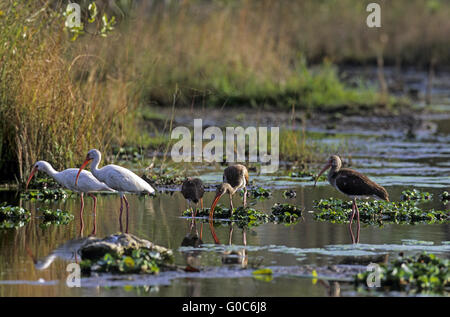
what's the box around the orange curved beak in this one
[75,158,92,186]
[209,194,223,220]
[26,166,38,190]
[314,162,331,187]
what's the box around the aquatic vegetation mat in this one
[313,190,448,225]
[38,208,74,228]
[271,203,303,223]
[80,233,174,275]
[247,187,272,199]
[21,188,71,201]
[0,203,31,229]
[355,253,449,294]
[400,189,432,202]
[183,203,303,226]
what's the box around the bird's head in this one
[314,155,342,187]
[26,161,49,190]
[75,149,100,186]
[209,183,233,219]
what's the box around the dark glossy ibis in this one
[181,177,205,218]
[209,164,249,220]
[315,155,389,228]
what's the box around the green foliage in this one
[0,203,31,229]
[271,203,302,223]
[282,190,296,199]
[81,249,166,275]
[21,188,71,201]
[248,187,272,199]
[313,191,449,225]
[355,253,449,294]
[441,191,449,202]
[401,189,432,202]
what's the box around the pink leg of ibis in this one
[79,193,85,237]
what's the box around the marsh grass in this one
[0,1,137,182]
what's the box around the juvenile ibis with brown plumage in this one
[315,155,389,225]
[209,164,249,220]
[181,177,205,218]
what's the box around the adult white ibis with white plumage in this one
[75,149,155,232]
[26,160,115,235]
[209,164,249,220]
[315,155,389,227]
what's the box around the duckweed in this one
[355,253,449,294]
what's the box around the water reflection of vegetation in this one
[38,208,74,229]
[0,203,31,229]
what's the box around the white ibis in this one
[26,161,115,235]
[181,178,205,218]
[75,149,155,232]
[209,164,249,220]
[315,155,389,228]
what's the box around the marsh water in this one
[1,70,450,296]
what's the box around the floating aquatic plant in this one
[184,203,303,226]
[355,252,449,294]
[248,187,271,199]
[282,190,297,199]
[441,191,449,202]
[183,205,270,228]
[38,208,74,228]
[81,249,164,275]
[400,189,432,202]
[21,188,71,201]
[0,203,31,229]
[313,198,448,225]
[271,203,303,223]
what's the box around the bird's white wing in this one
[99,165,154,194]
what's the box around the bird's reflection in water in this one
[317,280,341,297]
[208,221,248,269]
[348,220,360,244]
[180,219,204,272]
[26,237,87,270]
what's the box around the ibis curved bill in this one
[26,160,115,236]
[315,155,389,243]
[75,149,155,233]
[209,164,249,220]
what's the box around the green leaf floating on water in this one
[253,268,273,275]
